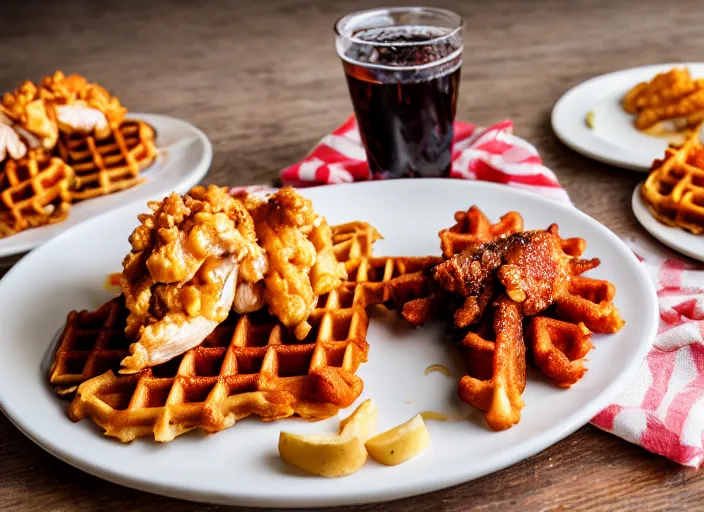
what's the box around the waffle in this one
[57,119,156,201]
[439,205,523,258]
[60,292,369,442]
[526,316,593,388]
[51,221,441,441]
[332,221,442,321]
[641,130,704,234]
[457,296,526,431]
[0,152,73,237]
[437,210,623,430]
[331,221,383,268]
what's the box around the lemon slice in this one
[365,414,431,466]
[278,399,378,477]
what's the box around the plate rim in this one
[0,112,213,258]
[631,182,704,262]
[551,62,704,172]
[0,179,660,508]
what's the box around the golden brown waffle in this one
[0,152,73,237]
[51,220,442,441]
[61,292,369,442]
[331,221,383,268]
[439,205,523,258]
[341,255,443,311]
[457,296,526,431]
[58,119,156,201]
[436,209,623,430]
[332,221,442,321]
[526,316,593,388]
[641,131,704,234]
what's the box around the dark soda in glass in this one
[335,8,463,179]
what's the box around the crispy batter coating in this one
[623,68,702,113]
[248,187,346,339]
[120,185,266,371]
[622,67,704,131]
[435,230,575,316]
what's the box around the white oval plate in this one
[0,113,212,257]
[551,63,704,171]
[632,183,704,262]
[0,179,658,508]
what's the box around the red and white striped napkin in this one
[232,116,704,468]
[279,115,570,203]
[592,237,704,468]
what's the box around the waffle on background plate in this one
[0,71,158,238]
[58,119,156,201]
[641,128,704,234]
[49,221,441,442]
[0,152,74,236]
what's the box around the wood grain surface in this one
[1,0,702,510]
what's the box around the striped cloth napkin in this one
[279,116,570,203]
[233,116,704,468]
[592,236,704,468]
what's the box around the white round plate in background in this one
[0,179,658,508]
[0,113,212,257]
[632,183,704,262]
[551,63,704,171]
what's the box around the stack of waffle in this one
[49,221,440,442]
[0,71,157,238]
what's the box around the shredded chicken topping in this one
[247,187,346,339]
[1,80,58,150]
[119,185,266,371]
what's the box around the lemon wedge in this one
[278,399,378,477]
[365,414,431,466]
[278,432,367,478]
[339,399,378,441]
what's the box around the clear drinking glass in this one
[335,7,464,179]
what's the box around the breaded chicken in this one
[120,185,266,372]
[247,187,346,339]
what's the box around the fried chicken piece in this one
[621,68,704,131]
[435,230,581,318]
[120,185,266,372]
[434,227,623,335]
[636,88,704,130]
[247,187,346,339]
[623,68,701,114]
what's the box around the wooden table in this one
[1,0,701,510]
